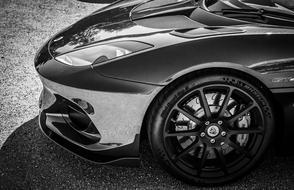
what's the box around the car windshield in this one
[202,0,294,27]
[204,0,294,11]
[273,0,294,10]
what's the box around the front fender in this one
[94,32,294,88]
[161,62,270,87]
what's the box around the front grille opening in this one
[51,95,101,145]
[68,105,91,131]
[44,94,101,145]
[66,102,101,143]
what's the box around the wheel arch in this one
[140,64,284,151]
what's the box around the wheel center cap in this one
[207,125,220,137]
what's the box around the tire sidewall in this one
[148,74,275,185]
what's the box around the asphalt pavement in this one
[0,117,294,189]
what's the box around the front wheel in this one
[148,74,275,185]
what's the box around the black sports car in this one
[35,0,294,185]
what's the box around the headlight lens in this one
[55,41,152,66]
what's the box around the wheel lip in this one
[162,82,267,179]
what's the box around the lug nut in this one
[200,132,206,137]
[220,142,225,146]
[210,139,216,144]
[205,121,210,126]
[221,131,227,137]
[218,121,223,125]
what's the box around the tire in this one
[147,73,275,185]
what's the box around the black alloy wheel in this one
[148,73,274,185]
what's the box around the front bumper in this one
[38,76,162,165]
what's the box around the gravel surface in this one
[0,117,294,189]
[0,0,105,148]
[0,0,294,189]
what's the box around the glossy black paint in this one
[271,89,294,154]
[48,0,170,56]
[35,0,294,164]
[95,33,294,87]
[35,41,161,93]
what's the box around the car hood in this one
[48,0,294,56]
[48,0,196,56]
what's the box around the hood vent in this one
[171,26,245,38]
[131,0,196,20]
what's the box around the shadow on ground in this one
[0,117,293,189]
[77,0,117,4]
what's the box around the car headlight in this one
[55,41,153,66]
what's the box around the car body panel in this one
[40,76,162,145]
[35,41,162,93]
[94,28,294,89]
[37,70,162,165]
[35,0,294,165]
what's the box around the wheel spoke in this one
[161,82,270,179]
[165,130,198,137]
[174,105,201,124]
[197,145,209,176]
[227,101,238,111]
[227,140,252,158]
[199,89,211,119]
[213,92,222,106]
[228,103,256,125]
[229,128,264,135]
[178,136,191,144]
[227,140,243,152]
[219,88,233,117]
[173,141,200,161]
[214,148,228,175]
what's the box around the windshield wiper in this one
[218,9,265,22]
[223,9,262,18]
[216,8,294,26]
